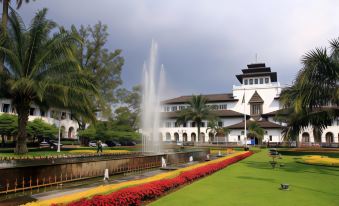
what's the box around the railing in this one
[0,160,161,195]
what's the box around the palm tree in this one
[0,9,98,154]
[279,38,339,146]
[1,0,33,26]
[247,122,264,145]
[206,119,230,144]
[176,95,214,145]
[1,0,35,71]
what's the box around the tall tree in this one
[206,119,230,143]
[115,85,141,129]
[0,9,98,154]
[1,0,35,71]
[247,122,264,145]
[176,95,214,144]
[26,119,58,142]
[71,22,124,129]
[279,38,339,146]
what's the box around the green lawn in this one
[151,149,339,206]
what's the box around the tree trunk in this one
[1,135,5,147]
[197,122,201,145]
[14,103,30,154]
[313,127,322,144]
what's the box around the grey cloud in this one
[17,0,339,98]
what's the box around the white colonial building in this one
[0,99,79,140]
[159,63,339,147]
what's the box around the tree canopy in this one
[0,9,98,153]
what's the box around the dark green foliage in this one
[71,22,124,128]
[278,38,339,144]
[247,122,264,143]
[26,119,58,141]
[78,120,141,142]
[115,85,142,129]
[0,9,98,154]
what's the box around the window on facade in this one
[265,130,268,134]
[254,79,258,84]
[260,78,263,84]
[165,106,170,112]
[251,104,263,115]
[40,110,46,117]
[183,122,187,127]
[166,122,172,128]
[201,122,205,127]
[238,135,240,141]
[241,131,244,135]
[218,121,223,127]
[219,104,227,110]
[209,105,218,110]
[249,79,253,85]
[61,112,67,119]
[265,78,269,83]
[2,104,9,113]
[269,135,272,141]
[191,122,196,127]
[174,122,179,127]
[244,79,248,85]
[29,108,35,116]
[179,106,185,110]
[171,106,177,111]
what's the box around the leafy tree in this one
[0,113,17,147]
[0,9,98,154]
[78,120,140,142]
[176,95,214,144]
[115,85,142,129]
[71,22,124,129]
[26,119,58,142]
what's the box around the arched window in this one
[302,132,310,143]
[174,132,179,142]
[68,127,75,138]
[165,132,171,141]
[191,133,196,142]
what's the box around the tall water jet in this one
[141,41,165,153]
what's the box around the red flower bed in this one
[65,152,252,206]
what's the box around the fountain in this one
[141,41,165,153]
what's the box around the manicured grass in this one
[151,149,339,206]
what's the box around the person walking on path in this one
[97,140,103,153]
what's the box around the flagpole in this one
[244,88,247,148]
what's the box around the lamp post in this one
[57,111,64,153]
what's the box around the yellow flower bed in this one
[24,151,246,206]
[210,148,234,155]
[68,150,130,154]
[300,155,339,167]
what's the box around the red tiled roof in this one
[161,109,245,119]
[162,93,238,104]
[226,120,283,129]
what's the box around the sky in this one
[16,0,339,98]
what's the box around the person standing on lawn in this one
[97,140,103,153]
